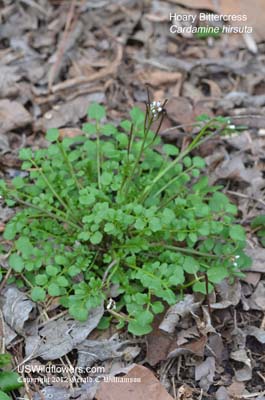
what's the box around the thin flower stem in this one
[152,165,194,198]
[140,121,214,202]
[122,116,153,196]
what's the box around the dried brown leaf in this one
[195,356,215,391]
[1,287,36,335]
[95,364,174,400]
[0,99,32,134]
[159,294,201,333]
[25,304,104,360]
[211,280,241,310]
[245,248,265,274]
[247,281,265,311]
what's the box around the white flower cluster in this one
[232,255,240,267]
[150,101,162,119]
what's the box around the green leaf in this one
[19,148,32,160]
[101,172,112,186]
[196,113,211,122]
[134,219,146,230]
[68,265,81,277]
[104,223,115,234]
[151,301,164,314]
[134,293,148,305]
[82,123,97,135]
[16,237,33,258]
[229,225,246,241]
[46,128,59,142]
[35,274,48,286]
[130,107,145,126]
[183,256,199,274]
[192,156,205,168]
[149,217,161,232]
[163,144,179,156]
[120,120,132,132]
[8,254,24,272]
[46,265,59,277]
[0,390,11,399]
[97,316,111,330]
[207,266,228,284]
[0,371,23,392]
[48,283,61,296]
[56,276,69,287]
[168,267,185,285]
[128,320,152,336]
[3,224,16,241]
[79,193,95,205]
[101,124,118,136]
[209,192,229,212]
[31,287,46,302]
[69,304,88,321]
[55,255,67,265]
[116,133,128,148]
[251,215,265,228]
[0,354,11,368]
[193,281,214,294]
[90,231,103,245]
[87,103,106,121]
[12,177,24,189]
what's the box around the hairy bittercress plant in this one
[0,102,251,335]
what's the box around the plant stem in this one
[122,118,153,195]
[107,309,131,322]
[57,141,82,190]
[205,273,212,316]
[30,159,71,213]
[150,243,218,258]
[96,121,101,189]
[140,121,214,202]
[152,165,194,199]
[11,195,80,230]
[127,263,171,291]
[180,275,204,289]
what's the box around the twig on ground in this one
[0,309,5,353]
[0,267,12,294]
[51,43,123,93]
[226,190,265,207]
[172,377,177,400]
[48,0,77,90]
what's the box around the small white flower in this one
[106,298,116,310]
[235,255,240,259]
[233,262,238,267]
[150,100,163,118]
